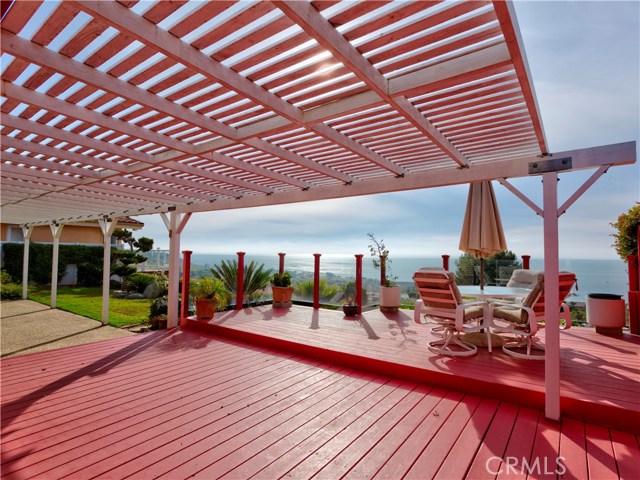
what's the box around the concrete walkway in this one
[0,300,134,358]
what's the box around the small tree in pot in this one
[367,233,400,312]
[271,272,294,308]
[191,277,230,320]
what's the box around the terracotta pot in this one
[380,286,401,312]
[195,298,217,320]
[272,286,294,308]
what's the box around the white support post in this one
[98,217,119,325]
[164,211,192,328]
[21,225,33,299]
[542,172,561,420]
[49,223,64,309]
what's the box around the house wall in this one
[29,225,104,244]
[1,222,143,245]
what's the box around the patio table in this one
[457,286,531,349]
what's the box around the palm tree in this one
[294,278,342,302]
[210,260,273,305]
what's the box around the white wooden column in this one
[542,172,561,420]
[49,223,64,309]
[21,225,33,300]
[98,217,119,325]
[500,164,611,422]
[161,211,192,328]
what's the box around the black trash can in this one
[586,293,626,335]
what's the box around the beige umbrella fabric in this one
[459,181,507,288]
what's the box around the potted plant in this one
[191,277,230,320]
[368,233,401,312]
[271,272,294,308]
[342,295,359,317]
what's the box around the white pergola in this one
[1,1,635,421]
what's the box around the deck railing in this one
[179,251,533,321]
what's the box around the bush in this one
[1,243,103,286]
[0,283,22,300]
[124,273,157,293]
[77,263,103,287]
[1,271,13,284]
[294,278,341,302]
[611,205,640,261]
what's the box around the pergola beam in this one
[1,30,357,184]
[274,0,469,168]
[73,0,406,178]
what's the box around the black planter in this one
[343,304,358,317]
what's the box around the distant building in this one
[1,217,144,245]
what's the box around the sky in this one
[135,1,640,260]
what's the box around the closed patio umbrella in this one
[459,181,507,289]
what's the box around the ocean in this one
[189,253,630,302]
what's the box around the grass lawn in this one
[29,287,153,328]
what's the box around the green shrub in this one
[0,283,22,300]
[1,271,13,284]
[124,272,157,293]
[0,243,104,286]
[77,263,103,287]
[294,278,341,302]
[611,205,640,261]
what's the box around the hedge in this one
[1,243,106,287]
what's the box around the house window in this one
[9,227,24,242]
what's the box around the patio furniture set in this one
[413,268,577,360]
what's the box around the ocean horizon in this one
[183,253,630,303]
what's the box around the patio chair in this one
[492,272,577,360]
[413,268,487,357]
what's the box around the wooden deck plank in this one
[610,430,640,479]
[526,416,562,480]
[558,418,589,480]
[403,394,484,479]
[466,402,519,480]
[2,320,637,480]
[585,424,620,479]
[496,407,540,480]
[185,305,640,431]
[433,397,500,479]
[278,380,418,480]
[58,367,354,479]
[372,390,466,479]
[153,373,392,480]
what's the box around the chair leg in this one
[502,335,545,360]
[428,329,477,357]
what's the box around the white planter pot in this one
[380,286,401,312]
[587,294,626,335]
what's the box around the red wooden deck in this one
[185,305,640,433]
[1,311,638,480]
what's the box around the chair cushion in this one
[506,269,543,288]
[494,304,529,325]
[463,305,484,322]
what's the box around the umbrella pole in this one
[480,258,485,290]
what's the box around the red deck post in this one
[180,250,192,326]
[522,255,531,269]
[628,254,639,335]
[278,252,286,275]
[355,254,363,315]
[313,253,321,309]
[236,251,245,310]
[441,254,450,271]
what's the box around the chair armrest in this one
[492,301,538,334]
[414,299,424,324]
[560,302,572,330]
